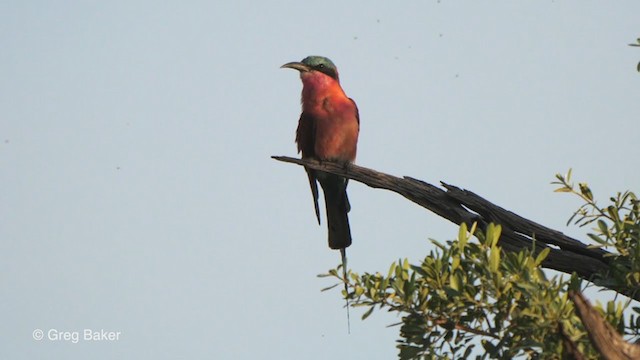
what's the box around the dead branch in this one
[272,156,635,299]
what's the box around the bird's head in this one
[281,56,339,82]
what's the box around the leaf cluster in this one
[319,170,638,358]
[553,170,640,296]
[323,223,619,359]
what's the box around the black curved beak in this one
[280,61,311,72]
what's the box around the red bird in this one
[281,56,360,252]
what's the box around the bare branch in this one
[272,156,635,299]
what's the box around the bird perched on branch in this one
[281,55,359,252]
[281,56,359,328]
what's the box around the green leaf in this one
[607,206,620,223]
[387,262,396,278]
[587,233,606,245]
[490,246,500,273]
[458,224,469,254]
[380,277,389,290]
[566,211,579,226]
[597,219,609,235]
[361,306,375,320]
[387,262,397,279]
[458,222,468,242]
[482,339,498,355]
[450,273,460,291]
[321,283,340,292]
[398,346,422,360]
[568,273,582,292]
[452,256,460,272]
[431,239,447,250]
[534,247,550,267]
[395,260,404,278]
[463,344,475,358]
[485,223,495,246]
[488,224,502,248]
[554,187,572,193]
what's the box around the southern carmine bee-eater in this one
[281,56,359,251]
[281,55,359,293]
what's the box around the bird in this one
[281,55,359,250]
[281,56,359,327]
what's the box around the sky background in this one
[1,1,639,359]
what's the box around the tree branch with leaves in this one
[273,156,640,358]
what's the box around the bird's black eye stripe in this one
[314,64,337,79]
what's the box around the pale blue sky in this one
[1,1,639,359]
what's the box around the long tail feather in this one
[320,173,352,249]
[305,169,320,225]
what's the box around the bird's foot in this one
[341,161,352,172]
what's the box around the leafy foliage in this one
[552,170,640,297]
[321,170,639,359]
